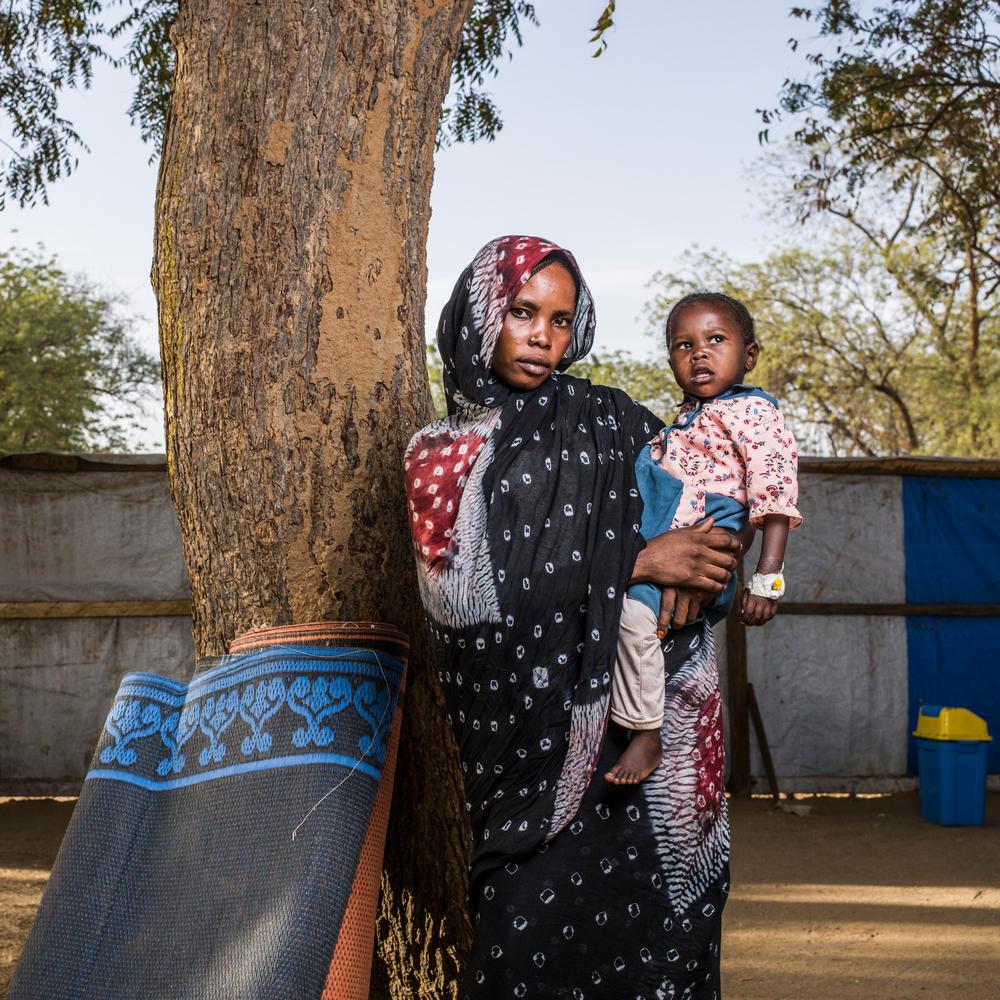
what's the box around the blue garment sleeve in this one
[627,446,683,618]
[701,494,748,623]
[626,449,749,624]
[626,384,773,627]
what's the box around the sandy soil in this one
[726,793,1000,999]
[1,798,77,996]
[2,793,998,997]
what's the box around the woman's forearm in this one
[629,544,658,585]
[629,521,740,592]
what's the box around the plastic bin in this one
[914,706,991,827]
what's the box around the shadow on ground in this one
[2,792,998,997]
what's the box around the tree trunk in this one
[965,243,982,388]
[965,243,983,448]
[151,2,474,996]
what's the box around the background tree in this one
[569,349,679,417]
[768,0,999,278]
[645,236,1000,457]
[763,0,1000,447]
[0,0,617,206]
[0,245,158,453]
[426,342,675,421]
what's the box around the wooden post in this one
[725,558,751,797]
[747,682,780,802]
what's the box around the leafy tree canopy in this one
[0,245,160,452]
[569,348,678,419]
[766,0,1000,284]
[646,236,999,458]
[424,339,677,423]
[0,0,617,208]
[726,0,1000,457]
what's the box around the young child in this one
[606,292,802,784]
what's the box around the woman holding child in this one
[404,235,799,998]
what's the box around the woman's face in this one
[491,263,577,391]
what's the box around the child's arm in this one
[741,514,790,626]
[732,396,801,627]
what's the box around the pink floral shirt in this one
[648,390,802,530]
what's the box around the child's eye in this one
[674,341,691,350]
[709,334,725,343]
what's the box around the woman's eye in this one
[554,316,573,328]
[509,306,530,320]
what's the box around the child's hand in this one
[741,591,778,627]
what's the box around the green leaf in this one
[0,245,160,453]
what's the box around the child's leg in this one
[609,597,665,730]
[606,597,665,784]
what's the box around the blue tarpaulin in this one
[903,477,1000,772]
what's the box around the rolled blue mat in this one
[9,622,408,1000]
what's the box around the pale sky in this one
[1,1,804,449]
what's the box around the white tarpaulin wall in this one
[1,457,194,793]
[719,472,911,791]
[719,463,1000,792]
[1,455,997,794]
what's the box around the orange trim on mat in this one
[227,621,409,656]
[321,698,404,999]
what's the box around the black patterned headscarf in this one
[438,236,595,413]
[405,236,662,887]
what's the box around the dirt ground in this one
[2,793,998,998]
[726,793,999,999]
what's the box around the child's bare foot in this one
[605,729,662,784]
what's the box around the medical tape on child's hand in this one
[748,567,785,600]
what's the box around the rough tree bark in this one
[151,2,475,996]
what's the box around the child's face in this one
[667,303,759,399]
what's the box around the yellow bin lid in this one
[914,706,992,742]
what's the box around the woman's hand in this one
[630,518,740,593]
[656,586,711,635]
